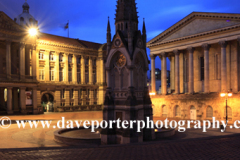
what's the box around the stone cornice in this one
[148,23,240,48]
[147,24,240,47]
[147,12,240,46]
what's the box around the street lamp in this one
[220,89,232,130]
[28,28,38,36]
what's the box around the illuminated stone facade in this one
[0,2,106,114]
[147,12,240,122]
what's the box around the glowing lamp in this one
[228,93,233,97]
[149,92,156,96]
[29,28,38,36]
[220,93,226,97]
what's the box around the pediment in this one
[148,12,240,46]
[0,11,23,34]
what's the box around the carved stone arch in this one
[106,48,131,69]
[132,48,149,70]
[41,91,55,102]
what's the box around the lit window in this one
[39,52,44,60]
[50,69,54,81]
[39,69,45,80]
[59,69,64,82]
[50,53,54,61]
[175,105,181,117]
[206,106,213,118]
[162,105,167,117]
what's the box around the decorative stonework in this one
[115,53,126,68]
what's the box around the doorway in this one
[41,93,54,112]
[190,106,196,120]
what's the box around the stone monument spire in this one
[101,0,155,145]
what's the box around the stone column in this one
[32,88,38,114]
[81,56,85,84]
[150,54,156,94]
[45,51,50,81]
[6,40,11,79]
[161,53,167,95]
[72,54,77,83]
[65,53,69,82]
[7,87,13,114]
[19,87,26,114]
[202,44,210,93]
[170,56,175,91]
[20,42,26,80]
[174,50,180,94]
[219,41,227,92]
[90,90,94,105]
[31,45,37,80]
[55,52,60,81]
[188,47,194,94]
[105,68,111,88]
[25,46,30,76]
[12,88,19,111]
[89,57,93,84]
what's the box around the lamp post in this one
[220,89,232,130]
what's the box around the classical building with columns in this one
[0,2,106,114]
[147,12,240,122]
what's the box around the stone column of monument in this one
[219,41,227,92]
[161,53,167,95]
[174,50,180,94]
[150,54,156,94]
[203,44,210,93]
[20,87,26,114]
[20,42,25,80]
[7,87,13,114]
[188,47,194,94]
[6,40,11,79]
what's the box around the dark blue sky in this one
[1,0,240,77]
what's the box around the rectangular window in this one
[50,69,54,81]
[68,68,72,82]
[200,57,204,81]
[59,69,64,82]
[39,69,45,80]
[61,89,65,99]
[77,67,81,83]
[70,89,74,99]
[39,51,44,60]
[68,56,72,63]
[49,53,54,61]
[59,54,63,62]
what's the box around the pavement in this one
[0,112,239,159]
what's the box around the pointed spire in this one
[22,0,30,13]
[142,18,146,34]
[107,16,111,32]
[115,0,138,24]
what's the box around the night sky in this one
[1,0,240,78]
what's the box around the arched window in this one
[162,105,167,117]
[206,106,213,118]
[175,105,180,117]
[224,106,232,118]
